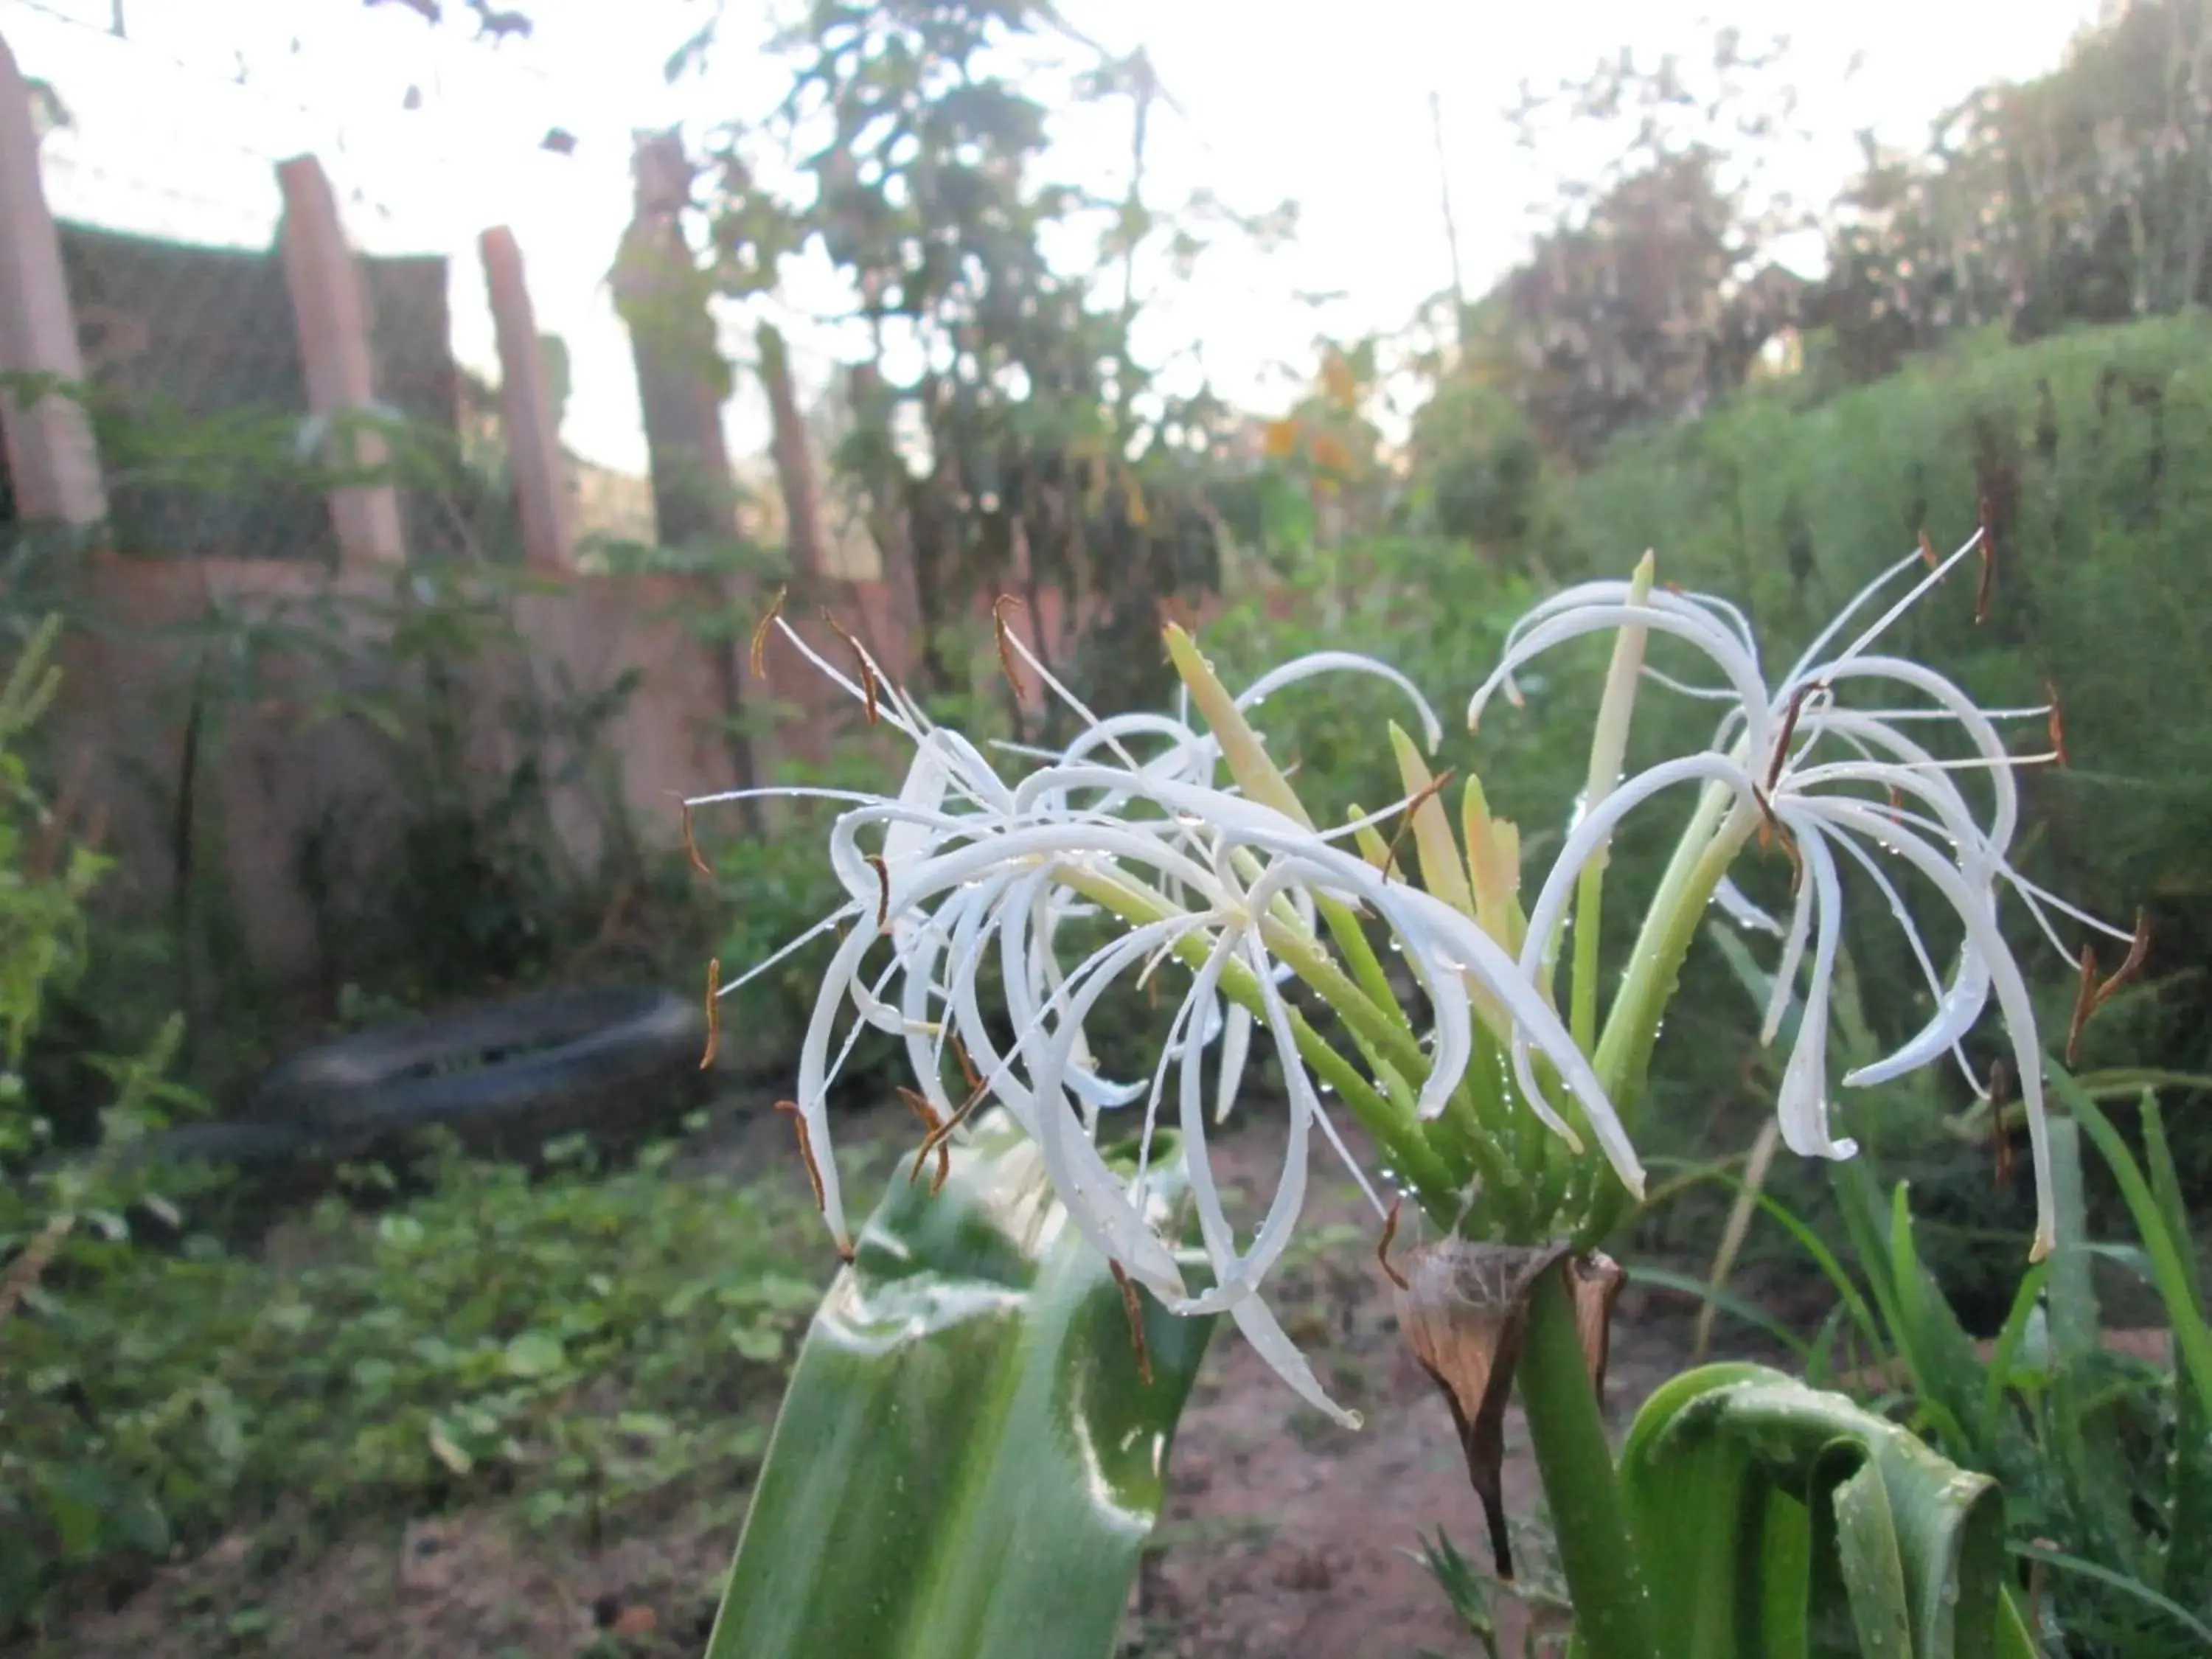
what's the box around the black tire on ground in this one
[242,986,710,1163]
[115,1119,319,1174]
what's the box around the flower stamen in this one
[776,1097,830,1217]
[677,793,713,878]
[898,1087,953,1193]
[1380,766,1457,884]
[2065,910,2152,1064]
[1975,500,1997,625]
[749,585,787,678]
[993,593,1027,695]
[2045,678,2070,767]
[864,852,891,931]
[700,956,721,1069]
[1108,1259,1155,1387]
[1376,1193,1410,1290]
[818,608,882,723]
[1764,681,1828,795]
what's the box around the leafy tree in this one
[681,1,1293,722]
[1441,27,1812,465]
[1816,0,2212,380]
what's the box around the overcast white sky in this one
[6,0,2105,475]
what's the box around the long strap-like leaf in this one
[706,1110,1213,1659]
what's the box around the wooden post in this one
[0,29,106,527]
[756,319,825,579]
[479,227,573,571]
[610,131,741,552]
[275,154,405,566]
[611,132,761,824]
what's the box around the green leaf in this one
[501,1330,566,1379]
[2047,1065,2212,1423]
[706,1109,1214,1659]
[1619,1364,2031,1659]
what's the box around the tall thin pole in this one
[1430,91,1468,354]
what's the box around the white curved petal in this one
[1804,799,2056,1255]
[1714,875,1787,937]
[1760,861,1817,1048]
[1469,604,1772,749]
[1236,650,1445,754]
[1215,1003,1253,1124]
[1769,813,1856,1161]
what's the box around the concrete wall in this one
[52,554,925,1017]
[50,549,1223,1023]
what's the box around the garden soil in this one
[54,1107,1731,1659]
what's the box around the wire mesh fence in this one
[1,0,670,567]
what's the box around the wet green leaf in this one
[706,1109,1214,1659]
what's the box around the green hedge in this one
[1548,316,2212,923]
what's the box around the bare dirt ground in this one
[52,1110,1739,1659]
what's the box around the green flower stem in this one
[1517,1270,1661,1659]
[1570,862,1606,1055]
[1572,552,1655,1056]
[1593,787,1755,1110]
[1059,864,1463,1217]
[1315,894,1415,1032]
[1258,917,1523,1220]
[1582,792,1755,1244]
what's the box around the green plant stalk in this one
[1570,866,1605,1056]
[1256,916,1522,1214]
[1059,864,1461,1214]
[1517,1270,1660,1659]
[2048,1065,2212,1422]
[1316,892,1413,1032]
[1593,785,1751,1107]
[1570,551,1654,1055]
[1583,794,1756,1242]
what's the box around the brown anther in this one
[2067,910,2154,1065]
[818,608,881,723]
[677,796,713,878]
[1887,782,1905,824]
[1973,506,1996,625]
[1380,767,1457,883]
[918,1068,993,1161]
[749,585,788,679]
[864,852,892,931]
[1918,527,1939,571]
[2045,679,2070,768]
[898,1087,953,1193]
[775,1098,829,1215]
[1989,1057,2014,1189]
[992,593,1028,693]
[1752,786,1801,889]
[2100,910,2154,1006]
[1376,1194,1410,1291]
[1751,783,1779,851]
[700,958,722,1069]
[1764,681,1826,796]
[950,1033,983,1092]
[2064,943,2100,1068]
[1108,1259,1155,1387]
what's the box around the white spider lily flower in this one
[699,622,1635,1423]
[842,766,1635,1424]
[1472,530,2126,1259]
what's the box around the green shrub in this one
[1,1121,845,1633]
